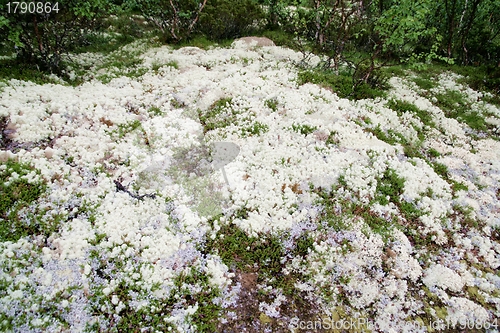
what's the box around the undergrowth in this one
[0,159,48,242]
[202,212,320,331]
[297,67,388,100]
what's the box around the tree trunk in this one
[460,0,482,64]
[445,0,458,59]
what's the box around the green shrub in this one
[0,0,115,73]
[261,29,298,50]
[197,0,264,41]
[136,0,207,42]
[105,12,148,39]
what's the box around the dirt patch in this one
[217,268,326,333]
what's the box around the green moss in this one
[0,59,61,87]
[173,268,223,332]
[368,125,399,146]
[198,97,236,134]
[451,180,468,193]
[431,162,449,179]
[207,221,283,276]
[148,106,164,116]
[114,120,143,139]
[293,234,315,257]
[352,81,388,100]
[403,143,425,159]
[375,168,405,206]
[290,123,317,136]
[86,255,178,332]
[264,98,279,112]
[325,131,340,146]
[112,54,142,70]
[152,60,179,73]
[260,30,298,50]
[400,201,424,222]
[428,148,441,158]
[297,68,353,99]
[241,122,269,137]
[203,216,308,299]
[379,66,405,79]
[386,99,435,129]
[452,204,479,229]
[360,208,395,242]
[297,66,388,100]
[412,77,436,90]
[313,184,397,242]
[315,192,350,232]
[434,90,489,132]
[467,286,489,307]
[0,159,48,241]
[174,35,234,50]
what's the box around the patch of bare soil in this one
[217,268,328,333]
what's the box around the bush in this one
[197,0,264,41]
[261,29,297,50]
[136,0,207,42]
[0,0,115,73]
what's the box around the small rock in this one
[44,147,55,159]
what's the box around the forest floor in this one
[0,35,499,332]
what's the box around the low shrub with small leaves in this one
[197,0,264,41]
[0,159,47,241]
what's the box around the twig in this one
[114,180,156,200]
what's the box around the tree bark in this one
[460,0,482,64]
[445,0,458,59]
[32,15,44,55]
